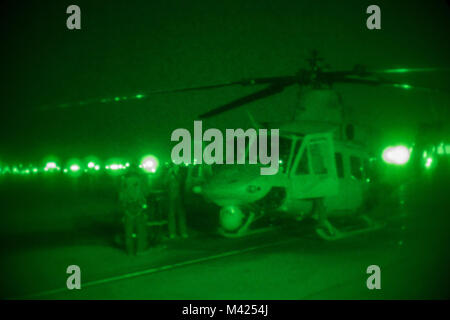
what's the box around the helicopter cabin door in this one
[289,133,339,200]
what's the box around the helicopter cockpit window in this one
[278,136,292,173]
[335,152,344,178]
[309,142,328,175]
[295,145,309,175]
[350,156,363,180]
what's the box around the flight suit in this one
[166,166,188,238]
[119,172,148,255]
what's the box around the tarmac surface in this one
[0,174,448,299]
[1,212,448,299]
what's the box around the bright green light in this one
[382,145,411,165]
[141,155,159,173]
[45,162,57,169]
[135,94,144,99]
[87,162,95,169]
[425,157,433,168]
[386,68,409,73]
[70,164,80,172]
[394,83,412,90]
[110,164,122,170]
[94,165,100,171]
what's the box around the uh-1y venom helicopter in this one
[42,51,444,240]
[174,51,444,240]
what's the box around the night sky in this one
[1,0,449,163]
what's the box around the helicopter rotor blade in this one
[373,67,450,74]
[39,76,297,111]
[335,76,440,92]
[198,84,291,119]
[153,75,297,94]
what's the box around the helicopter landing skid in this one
[315,215,384,241]
[217,226,275,238]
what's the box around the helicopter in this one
[38,51,446,240]
[173,51,445,240]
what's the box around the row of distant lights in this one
[382,142,450,168]
[422,142,450,169]
[0,155,159,176]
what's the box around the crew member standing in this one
[119,168,148,255]
[166,164,188,239]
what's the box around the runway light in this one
[141,155,159,173]
[425,157,433,169]
[70,164,80,172]
[110,164,124,170]
[45,162,58,170]
[382,145,411,165]
[87,162,95,169]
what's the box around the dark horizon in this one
[1,0,449,163]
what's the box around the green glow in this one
[383,67,439,74]
[382,145,411,165]
[45,162,58,170]
[94,165,100,170]
[135,94,144,99]
[393,83,412,90]
[87,162,95,169]
[425,157,433,168]
[446,145,450,155]
[385,68,409,73]
[140,155,159,173]
[114,97,120,101]
[70,164,80,172]
[109,164,124,170]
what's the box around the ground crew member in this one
[166,164,188,239]
[119,168,148,255]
